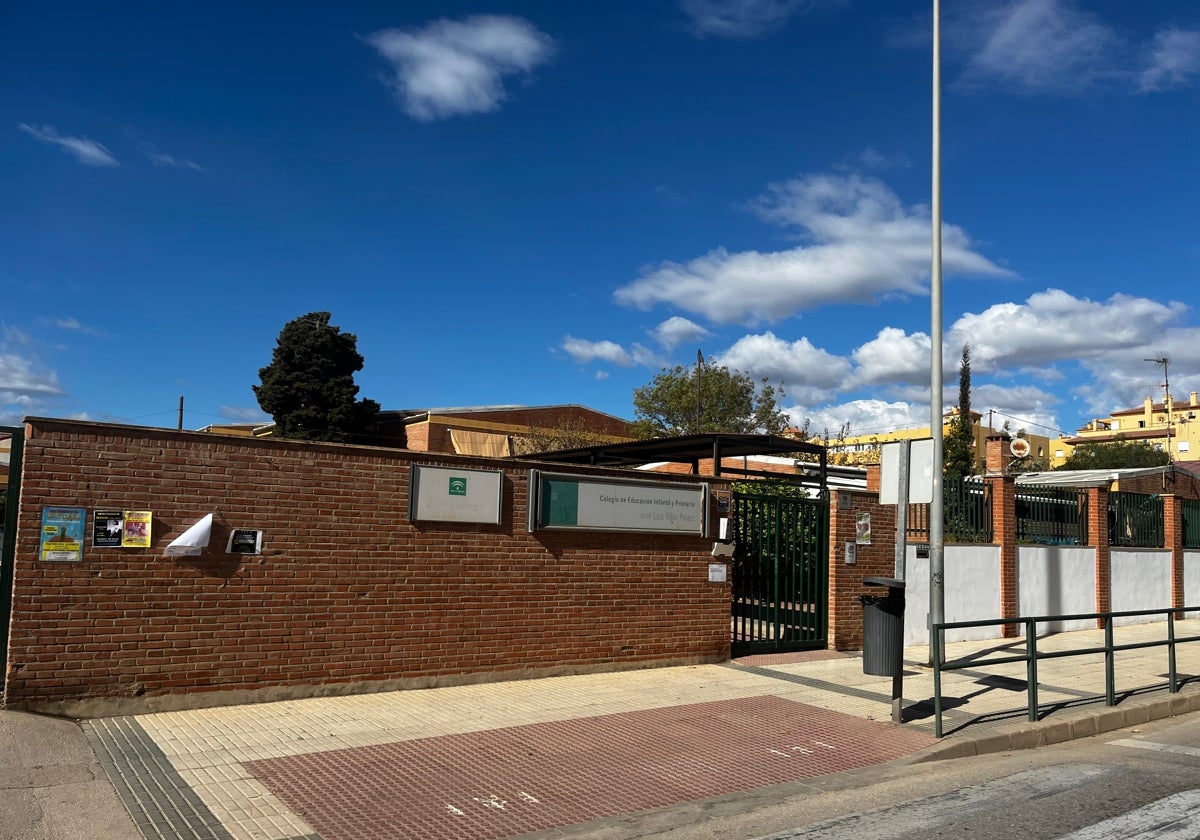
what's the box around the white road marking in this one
[519,791,540,803]
[1110,738,1200,758]
[473,794,507,810]
[1052,789,1200,840]
[811,740,837,751]
[445,804,465,816]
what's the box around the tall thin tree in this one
[943,344,975,476]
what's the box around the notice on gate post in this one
[40,507,85,562]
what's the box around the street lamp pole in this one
[929,0,946,661]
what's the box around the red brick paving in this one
[246,695,936,840]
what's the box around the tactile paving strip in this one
[247,695,936,840]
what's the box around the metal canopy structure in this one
[517,433,829,495]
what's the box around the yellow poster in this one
[122,510,153,548]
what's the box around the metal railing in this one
[1183,499,1200,549]
[1109,491,1164,547]
[908,477,993,543]
[931,607,1200,737]
[1016,487,1088,546]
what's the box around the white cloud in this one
[1139,28,1200,93]
[561,336,664,368]
[851,327,932,386]
[18,123,119,167]
[615,173,1009,324]
[218,405,271,424]
[139,142,203,171]
[950,289,1187,369]
[785,399,928,440]
[563,336,632,366]
[651,316,711,349]
[718,332,850,390]
[46,316,105,337]
[949,1,1200,97]
[971,383,1061,434]
[0,351,64,424]
[1074,325,1200,420]
[680,0,815,39]
[951,0,1122,95]
[365,15,555,121]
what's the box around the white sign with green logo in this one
[410,465,503,524]
[529,470,708,535]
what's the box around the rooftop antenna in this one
[1145,355,1172,466]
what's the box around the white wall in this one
[1110,549,1172,626]
[1018,546,1096,633]
[903,544,1001,646]
[1185,551,1200,618]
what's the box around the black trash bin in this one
[861,576,905,676]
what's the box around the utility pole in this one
[696,349,704,434]
[1145,356,1172,462]
[177,395,184,431]
[929,0,946,664]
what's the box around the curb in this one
[899,688,1200,764]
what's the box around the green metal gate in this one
[1,426,24,691]
[730,490,829,655]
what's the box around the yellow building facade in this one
[1051,392,1200,467]
[817,409,1052,469]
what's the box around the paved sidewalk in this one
[9,619,1200,840]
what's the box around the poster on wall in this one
[40,507,85,562]
[226,529,263,554]
[122,510,153,548]
[93,510,124,547]
[856,512,871,545]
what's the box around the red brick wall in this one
[1089,486,1111,624]
[828,490,897,650]
[987,475,1019,637]
[4,419,728,715]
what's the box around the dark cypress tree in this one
[943,344,976,476]
[254,312,380,443]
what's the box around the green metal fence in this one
[1016,487,1089,546]
[1109,491,1164,548]
[907,477,993,543]
[932,607,1200,737]
[1184,499,1200,550]
[730,491,829,654]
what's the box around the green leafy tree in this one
[254,312,381,443]
[943,344,976,477]
[1058,438,1171,470]
[632,358,787,438]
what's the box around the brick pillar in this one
[988,473,1019,637]
[827,490,897,651]
[1089,486,1110,626]
[865,463,881,494]
[984,434,1012,475]
[1164,495,1184,617]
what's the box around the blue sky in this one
[3,0,1198,442]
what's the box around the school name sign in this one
[529,471,708,536]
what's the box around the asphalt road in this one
[538,713,1200,840]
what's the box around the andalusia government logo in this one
[448,476,467,496]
